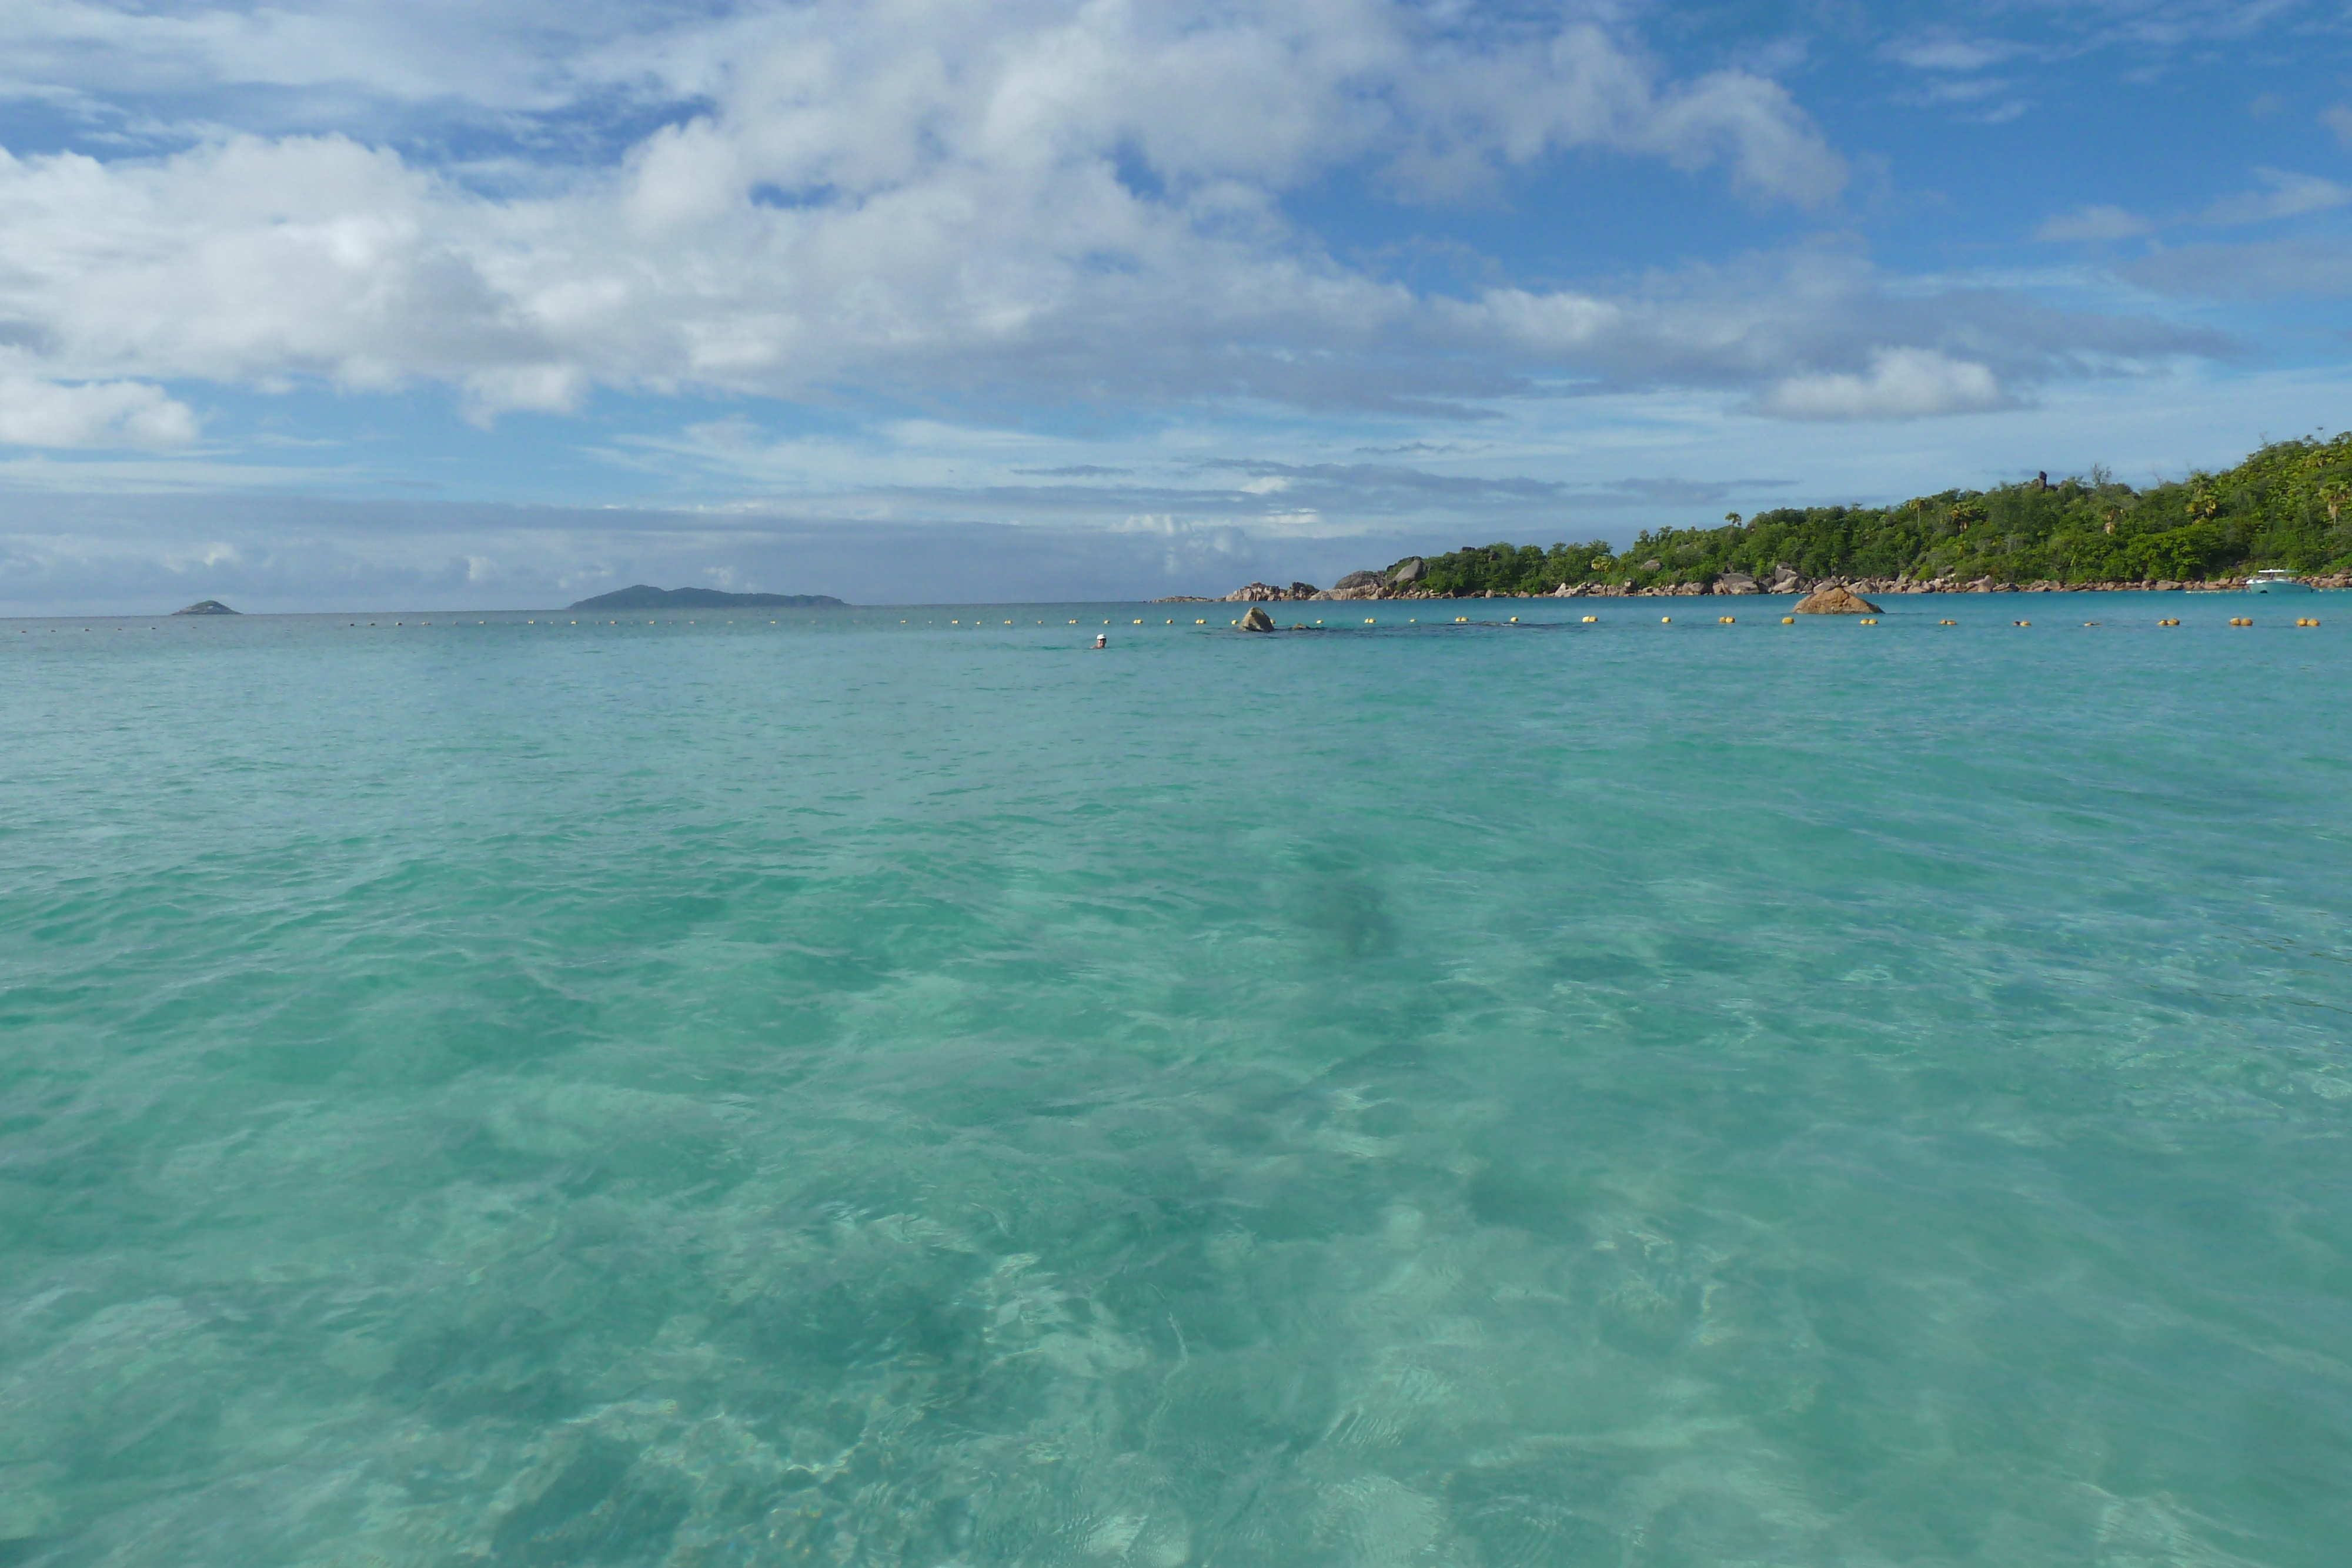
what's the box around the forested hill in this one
[1404,434,2352,596]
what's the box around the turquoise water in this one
[4,596,2349,1566]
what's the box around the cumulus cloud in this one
[1438,251,2211,410]
[0,374,198,446]
[1751,349,2007,422]
[0,0,2252,451]
[0,0,1865,438]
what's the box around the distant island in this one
[173,600,239,615]
[567,585,847,610]
[1208,433,2352,600]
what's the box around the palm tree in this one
[1723,511,1742,527]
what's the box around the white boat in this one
[2247,569,2313,593]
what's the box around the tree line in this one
[1399,433,2352,596]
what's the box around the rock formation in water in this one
[1795,584,1883,615]
[567,585,847,611]
[173,600,239,615]
[1238,607,1277,631]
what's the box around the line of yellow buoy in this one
[66,609,2318,642]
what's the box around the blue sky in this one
[2,0,2349,610]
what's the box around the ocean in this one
[4,595,2348,1566]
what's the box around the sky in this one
[3,0,2350,611]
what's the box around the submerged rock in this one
[1795,584,1883,615]
[1238,606,1276,632]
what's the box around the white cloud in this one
[2326,105,2352,147]
[1751,349,2006,422]
[0,375,198,446]
[2201,167,2352,225]
[2034,204,2151,242]
[0,0,2246,454]
[1436,250,2209,412]
[1886,36,2022,72]
[0,1,1852,436]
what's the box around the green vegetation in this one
[1405,434,2352,594]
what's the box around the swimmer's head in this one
[1094,633,1107,647]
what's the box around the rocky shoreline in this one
[1198,564,2352,601]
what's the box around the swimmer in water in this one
[1093,633,1107,648]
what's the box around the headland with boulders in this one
[1168,560,2348,604]
[1159,435,2352,603]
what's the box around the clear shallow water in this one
[4,595,2349,1567]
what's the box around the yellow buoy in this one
[1661,616,1671,623]
[1782,616,1795,624]
[2013,620,2030,627]
[1581,615,1597,623]
[1939,619,1956,626]
[1456,617,1468,623]
[1195,619,1205,624]
[1506,616,1516,623]
[1719,615,1734,624]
